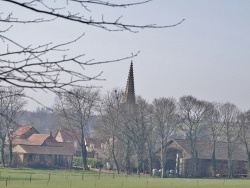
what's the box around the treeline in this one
[94,89,250,178]
[1,86,250,179]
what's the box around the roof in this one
[11,134,57,146]
[55,129,81,142]
[46,141,74,148]
[13,145,74,156]
[12,139,33,145]
[13,126,38,139]
[85,137,104,148]
[168,139,248,161]
[55,129,103,149]
[27,134,57,145]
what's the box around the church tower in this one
[125,61,135,104]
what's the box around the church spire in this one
[125,61,135,104]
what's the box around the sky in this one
[3,0,250,111]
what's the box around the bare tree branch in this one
[2,0,184,32]
[0,0,184,107]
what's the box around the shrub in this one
[87,158,103,169]
[72,157,83,167]
[73,157,103,169]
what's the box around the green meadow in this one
[0,168,250,188]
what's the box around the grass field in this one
[0,167,250,188]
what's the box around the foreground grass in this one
[0,168,250,188]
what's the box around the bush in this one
[72,157,83,167]
[72,157,103,169]
[87,158,103,169]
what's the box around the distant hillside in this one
[19,107,97,136]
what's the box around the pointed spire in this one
[125,61,135,104]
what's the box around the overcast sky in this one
[5,0,250,111]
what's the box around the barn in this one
[165,139,248,177]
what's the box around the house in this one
[55,128,104,158]
[12,125,38,139]
[10,126,74,168]
[164,139,248,177]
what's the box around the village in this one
[1,2,250,188]
[6,125,249,178]
[0,63,248,179]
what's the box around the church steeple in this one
[125,61,135,104]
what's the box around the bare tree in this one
[54,87,100,169]
[239,110,250,174]
[152,97,178,178]
[145,106,157,176]
[178,95,209,177]
[0,0,184,103]
[117,109,133,174]
[204,102,223,177]
[120,96,152,175]
[0,87,27,166]
[218,102,241,178]
[96,89,124,174]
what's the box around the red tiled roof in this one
[13,126,38,139]
[28,134,49,141]
[27,134,57,145]
[12,136,57,146]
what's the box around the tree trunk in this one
[111,135,120,174]
[195,150,198,177]
[0,137,5,166]
[248,152,250,176]
[124,140,131,174]
[136,144,143,175]
[211,147,216,177]
[227,141,232,178]
[160,139,166,178]
[80,132,88,170]
[228,157,232,178]
[190,147,198,177]
[147,141,153,176]
[190,142,197,177]
[8,137,13,167]
[176,154,180,177]
[81,142,88,169]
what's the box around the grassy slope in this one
[0,168,250,188]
